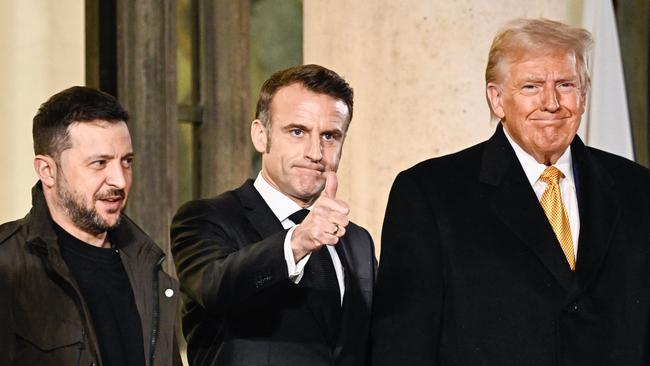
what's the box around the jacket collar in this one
[25,182,59,248]
[25,182,164,265]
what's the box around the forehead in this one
[501,49,578,81]
[67,120,132,151]
[270,83,349,124]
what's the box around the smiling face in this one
[487,49,586,164]
[251,83,349,206]
[52,120,133,235]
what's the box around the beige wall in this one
[0,1,85,223]
[304,1,572,256]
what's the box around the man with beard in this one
[0,86,181,366]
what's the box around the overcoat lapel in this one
[480,125,575,291]
[571,137,620,294]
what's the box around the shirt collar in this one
[502,124,575,187]
[253,172,305,222]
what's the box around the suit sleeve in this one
[170,199,289,315]
[371,171,444,366]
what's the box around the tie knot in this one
[288,209,310,224]
[539,166,564,185]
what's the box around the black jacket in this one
[171,180,376,366]
[371,124,650,366]
[0,183,181,366]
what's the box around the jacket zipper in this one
[148,257,164,365]
[76,329,85,366]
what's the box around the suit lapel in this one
[481,125,575,291]
[571,138,620,293]
[235,180,285,238]
[335,233,373,307]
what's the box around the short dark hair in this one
[33,86,130,158]
[255,64,354,135]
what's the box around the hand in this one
[291,171,350,262]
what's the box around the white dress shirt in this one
[503,128,581,257]
[253,173,345,304]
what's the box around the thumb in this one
[322,171,338,199]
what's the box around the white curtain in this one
[579,0,635,161]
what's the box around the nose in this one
[105,161,128,189]
[304,134,323,162]
[540,84,560,112]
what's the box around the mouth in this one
[98,196,124,208]
[530,115,571,123]
[101,196,123,203]
[294,165,325,175]
[96,191,126,211]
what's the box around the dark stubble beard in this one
[56,172,125,235]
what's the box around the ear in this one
[486,83,506,120]
[251,119,268,153]
[34,154,57,188]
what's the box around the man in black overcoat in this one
[372,18,650,366]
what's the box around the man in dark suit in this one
[371,18,650,365]
[172,64,376,366]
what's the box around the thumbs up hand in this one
[290,171,350,262]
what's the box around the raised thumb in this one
[323,171,338,199]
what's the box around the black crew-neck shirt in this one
[55,224,146,366]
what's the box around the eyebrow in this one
[522,74,577,82]
[85,152,134,162]
[283,122,310,131]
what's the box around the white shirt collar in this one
[253,173,305,222]
[502,124,575,187]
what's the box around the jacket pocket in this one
[14,311,86,366]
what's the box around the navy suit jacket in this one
[172,180,376,366]
[372,124,650,365]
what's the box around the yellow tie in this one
[539,166,575,271]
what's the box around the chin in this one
[296,179,323,191]
[292,187,319,202]
[102,213,122,226]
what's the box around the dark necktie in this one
[288,209,342,344]
[288,209,310,226]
